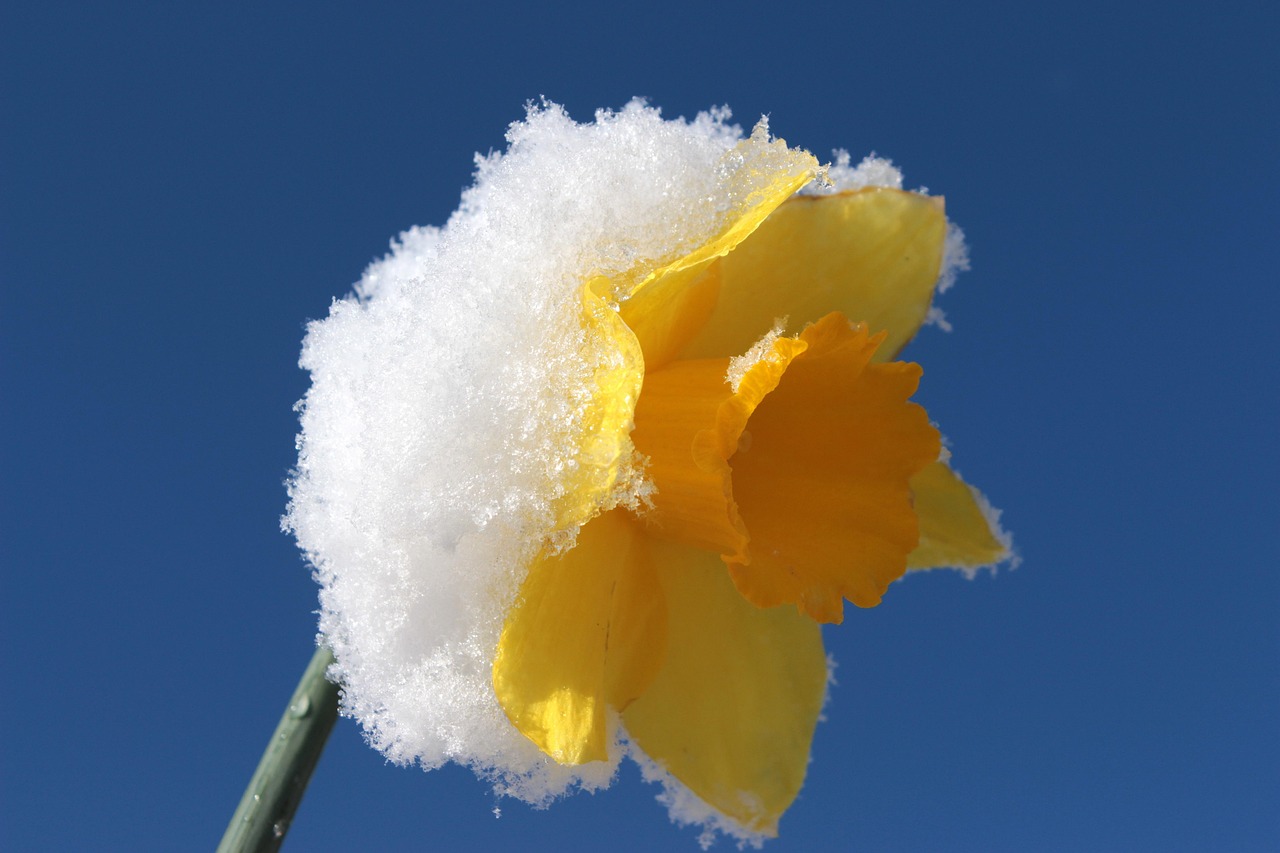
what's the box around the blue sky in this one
[2,1,1276,850]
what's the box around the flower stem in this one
[217,645,340,853]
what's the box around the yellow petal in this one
[622,537,827,837]
[612,131,819,370]
[609,262,723,373]
[678,189,948,363]
[493,510,665,764]
[907,460,1011,571]
[551,286,646,533]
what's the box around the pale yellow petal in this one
[622,538,827,837]
[612,133,819,369]
[493,510,665,764]
[551,287,646,533]
[907,460,1011,571]
[678,189,947,363]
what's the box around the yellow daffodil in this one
[491,133,1008,836]
[289,101,1011,845]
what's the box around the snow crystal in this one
[925,305,954,332]
[937,221,970,295]
[804,150,904,193]
[725,319,788,393]
[627,744,769,850]
[966,474,1020,576]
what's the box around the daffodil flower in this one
[287,101,1011,845]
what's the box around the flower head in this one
[287,100,1012,844]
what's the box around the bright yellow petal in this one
[493,510,665,764]
[611,131,819,370]
[551,287,646,533]
[908,460,1010,571]
[678,188,948,363]
[622,537,827,837]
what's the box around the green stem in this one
[218,645,341,853]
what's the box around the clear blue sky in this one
[2,2,1276,850]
